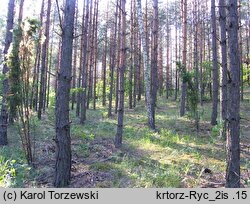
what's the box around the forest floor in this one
[0,88,250,188]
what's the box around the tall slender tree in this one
[219,0,227,137]
[93,0,99,110]
[115,0,126,148]
[87,0,96,109]
[102,5,108,107]
[115,2,122,114]
[80,0,90,124]
[8,0,24,123]
[38,0,51,119]
[137,0,155,129]
[129,0,134,109]
[180,0,187,117]
[211,0,219,125]
[226,0,241,188]
[108,0,119,117]
[71,2,78,110]
[0,0,15,145]
[76,0,85,117]
[151,0,158,117]
[30,0,44,110]
[54,0,76,187]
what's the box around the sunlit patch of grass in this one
[5,89,248,187]
[110,155,181,188]
[0,125,35,187]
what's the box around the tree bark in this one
[115,2,122,114]
[38,0,51,119]
[166,17,170,99]
[199,4,204,106]
[238,0,243,101]
[137,0,155,130]
[102,5,108,107]
[87,0,96,110]
[115,0,126,148]
[129,0,133,109]
[151,0,158,126]
[30,0,44,110]
[108,0,119,117]
[133,11,138,105]
[93,0,98,110]
[226,0,241,188]
[219,0,227,137]
[0,0,15,145]
[80,0,90,124]
[54,0,76,187]
[47,10,56,109]
[76,0,85,117]
[151,0,158,119]
[71,3,78,110]
[211,0,219,126]
[174,1,178,101]
[180,0,187,117]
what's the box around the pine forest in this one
[0,0,249,188]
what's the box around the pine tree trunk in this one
[38,0,51,119]
[158,33,163,96]
[0,0,15,145]
[30,0,44,110]
[133,14,138,106]
[211,0,219,126]
[87,0,96,110]
[137,0,155,130]
[226,0,241,188]
[247,15,250,85]
[54,0,76,187]
[174,2,178,101]
[199,6,204,106]
[47,11,56,108]
[80,0,90,124]
[76,0,85,116]
[180,0,187,117]
[238,0,243,101]
[108,0,119,117]
[93,0,98,110]
[115,0,126,148]
[102,6,108,107]
[115,4,121,114]
[150,0,158,126]
[166,18,170,99]
[129,0,133,109]
[137,31,142,102]
[219,0,227,138]
[71,4,78,110]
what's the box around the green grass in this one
[0,125,34,187]
[1,88,249,187]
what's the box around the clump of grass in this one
[111,155,181,188]
[75,143,90,158]
[90,162,114,171]
[0,148,32,187]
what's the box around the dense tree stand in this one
[0,0,249,189]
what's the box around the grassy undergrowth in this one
[0,88,249,187]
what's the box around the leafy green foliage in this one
[70,87,83,95]
[8,26,22,121]
[8,18,39,122]
[176,62,199,124]
[0,147,32,187]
